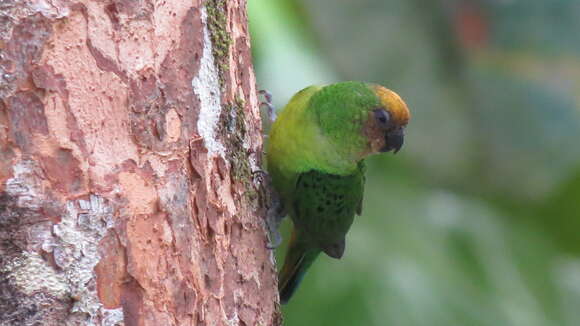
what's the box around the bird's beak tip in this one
[381,128,404,154]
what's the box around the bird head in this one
[308,82,410,170]
[363,85,410,155]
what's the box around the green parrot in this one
[266,81,411,304]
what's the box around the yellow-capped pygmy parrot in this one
[266,81,411,304]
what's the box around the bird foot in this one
[265,197,285,249]
[265,190,287,248]
[266,219,283,249]
[259,89,277,123]
[253,168,286,249]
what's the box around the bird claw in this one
[251,169,270,185]
[266,224,283,249]
[259,89,277,123]
[259,89,273,103]
[252,168,269,177]
[266,236,282,249]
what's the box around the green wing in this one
[291,162,366,259]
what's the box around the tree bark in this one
[0,0,281,325]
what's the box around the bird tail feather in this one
[278,231,320,304]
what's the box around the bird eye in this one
[374,109,391,127]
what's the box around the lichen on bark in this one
[206,0,233,88]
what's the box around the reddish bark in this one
[0,1,280,325]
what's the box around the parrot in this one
[265,81,411,304]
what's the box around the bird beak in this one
[381,128,404,154]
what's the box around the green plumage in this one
[292,165,365,252]
[278,166,365,303]
[267,81,409,304]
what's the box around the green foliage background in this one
[248,1,580,325]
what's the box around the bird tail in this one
[278,231,320,304]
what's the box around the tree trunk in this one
[0,0,281,325]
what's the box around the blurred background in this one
[248,0,580,325]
